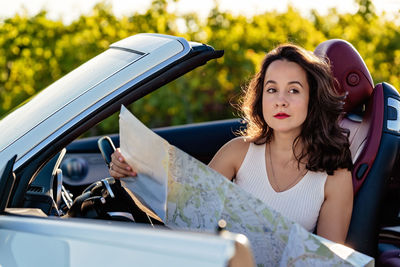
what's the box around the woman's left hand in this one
[109,148,137,178]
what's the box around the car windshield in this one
[0,48,143,152]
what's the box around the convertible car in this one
[0,33,399,266]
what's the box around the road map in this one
[119,105,373,266]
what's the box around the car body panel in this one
[0,215,235,267]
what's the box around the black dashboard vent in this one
[27,185,44,193]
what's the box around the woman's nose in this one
[275,94,288,107]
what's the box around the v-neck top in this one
[235,142,327,232]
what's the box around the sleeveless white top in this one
[235,142,327,232]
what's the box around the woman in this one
[109,44,354,244]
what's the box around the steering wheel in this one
[65,136,155,224]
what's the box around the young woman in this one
[109,44,354,244]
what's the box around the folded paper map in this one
[119,105,373,266]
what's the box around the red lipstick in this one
[274,113,290,119]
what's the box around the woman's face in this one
[262,59,310,137]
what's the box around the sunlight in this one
[0,0,398,25]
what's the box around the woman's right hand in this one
[109,148,137,178]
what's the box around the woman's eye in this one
[289,88,299,94]
[266,88,276,93]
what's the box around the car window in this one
[0,48,142,152]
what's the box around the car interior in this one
[315,39,400,260]
[2,38,400,263]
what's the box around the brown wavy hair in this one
[240,44,353,175]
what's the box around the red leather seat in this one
[315,39,400,257]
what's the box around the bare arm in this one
[208,137,249,181]
[109,137,249,181]
[316,168,353,244]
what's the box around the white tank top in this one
[235,142,327,232]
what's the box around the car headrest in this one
[314,39,374,112]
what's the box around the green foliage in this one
[1,0,399,136]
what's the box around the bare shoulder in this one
[214,136,250,163]
[222,136,250,152]
[325,168,353,197]
[208,136,250,180]
[327,168,352,183]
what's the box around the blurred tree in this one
[356,0,376,18]
[0,0,399,136]
[0,11,66,114]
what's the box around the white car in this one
[0,33,399,266]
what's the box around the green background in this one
[0,0,397,136]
